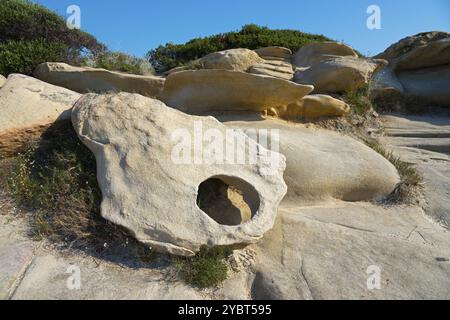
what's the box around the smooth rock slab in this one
[0,75,6,88]
[160,70,313,114]
[224,118,400,204]
[0,74,81,156]
[72,93,287,256]
[34,62,165,98]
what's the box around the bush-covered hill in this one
[147,24,333,73]
[0,0,152,76]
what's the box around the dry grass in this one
[365,139,422,204]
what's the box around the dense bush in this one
[0,39,69,75]
[82,51,155,75]
[147,24,332,72]
[0,0,106,75]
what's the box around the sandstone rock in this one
[34,62,165,98]
[294,56,381,93]
[375,31,449,61]
[280,94,350,119]
[247,61,294,80]
[160,70,313,114]
[251,203,450,299]
[394,38,450,71]
[198,49,264,72]
[371,33,450,107]
[72,93,287,256]
[224,119,400,204]
[0,74,81,156]
[0,75,6,88]
[381,114,450,228]
[164,66,190,76]
[292,42,358,67]
[254,47,292,60]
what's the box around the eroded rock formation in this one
[72,92,288,256]
[34,62,165,98]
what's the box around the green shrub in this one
[343,86,374,116]
[83,51,154,75]
[0,39,68,75]
[176,246,232,288]
[0,0,105,75]
[147,24,332,72]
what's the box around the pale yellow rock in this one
[0,74,81,156]
[254,46,292,59]
[198,48,264,72]
[295,56,381,93]
[72,92,288,256]
[0,75,6,88]
[280,94,350,119]
[160,69,314,114]
[292,42,358,67]
[34,62,165,98]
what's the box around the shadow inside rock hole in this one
[197,177,260,226]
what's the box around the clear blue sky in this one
[34,0,450,58]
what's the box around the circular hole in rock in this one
[196,176,260,226]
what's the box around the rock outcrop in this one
[0,74,81,156]
[198,49,264,72]
[293,42,382,93]
[224,118,400,204]
[371,33,450,107]
[254,46,292,61]
[248,60,294,80]
[34,62,165,98]
[0,75,6,88]
[160,70,313,114]
[278,94,350,119]
[72,92,287,256]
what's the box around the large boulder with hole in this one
[72,92,287,256]
[0,74,81,156]
[293,42,383,93]
[160,70,313,114]
[34,62,165,98]
[254,46,293,60]
[0,75,6,88]
[371,33,450,107]
[278,94,350,119]
[223,119,400,204]
[198,49,264,72]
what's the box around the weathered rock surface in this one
[198,49,264,72]
[254,46,292,60]
[160,70,313,114]
[0,74,81,156]
[380,114,450,228]
[279,94,350,119]
[34,62,165,98]
[0,75,6,88]
[375,31,449,61]
[294,55,381,93]
[223,118,400,204]
[292,42,358,67]
[371,33,450,107]
[72,93,287,256]
[248,60,294,80]
[250,203,450,299]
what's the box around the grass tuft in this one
[365,139,422,204]
[175,246,232,288]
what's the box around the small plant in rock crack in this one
[365,139,422,204]
[174,246,233,288]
